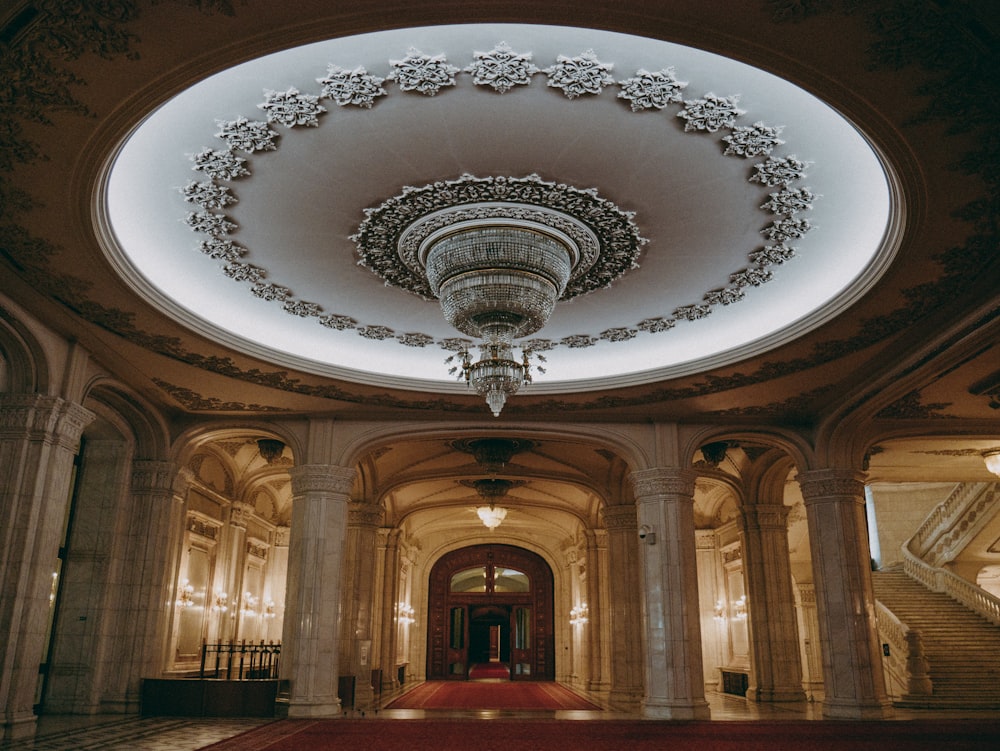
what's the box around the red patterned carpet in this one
[386,680,601,710]
[468,662,511,680]
[199,718,1000,751]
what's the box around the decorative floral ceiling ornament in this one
[761,187,816,215]
[258,87,326,127]
[722,121,785,157]
[750,155,811,186]
[677,93,745,132]
[190,147,250,180]
[317,65,387,108]
[387,48,459,95]
[617,67,687,111]
[466,41,538,93]
[543,50,615,98]
[223,262,264,284]
[199,238,244,262]
[181,181,237,210]
[185,211,236,236]
[214,117,279,152]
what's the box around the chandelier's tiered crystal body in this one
[425,225,574,416]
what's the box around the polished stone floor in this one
[2,691,998,750]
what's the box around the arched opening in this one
[427,544,554,681]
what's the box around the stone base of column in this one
[641,698,711,720]
[822,696,894,720]
[3,713,38,741]
[587,679,611,694]
[282,698,343,718]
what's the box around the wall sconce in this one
[397,602,416,625]
[241,591,259,617]
[263,599,277,619]
[570,603,589,626]
[212,589,229,613]
[713,599,726,621]
[733,595,747,620]
[175,579,195,609]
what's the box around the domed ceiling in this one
[101,24,892,397]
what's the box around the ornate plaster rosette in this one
[179,41,815,354]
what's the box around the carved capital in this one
[274,525,291,547]
[601,503,638,532]
[0,394,95,448]
[796,468,866,504]
[131,460,177,493]
[288,463,356,496]
[741,503,790,530]
[230,500,255,528]
[348,501,383,528]
[629,467,698,500]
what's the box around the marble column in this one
[584,529,609,694]
[795,582,824,700]
[695,529,723,692]
[339,501,382,709]
[0,395,93,740]
[219,501,254,644]
[376,528,402,691]
[281,464,355,718]
[630,468,710,720]
[740,503,806,703]
[601,504,645,708]
[102,460,187,713]
[797,469,892,719]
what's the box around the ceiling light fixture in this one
[984,449,1000,478]
[428,224,574,416]
[472,478,513,530]
[354,175,646,417]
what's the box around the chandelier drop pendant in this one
[458,342,536,418]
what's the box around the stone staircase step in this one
[873,568,1000,708]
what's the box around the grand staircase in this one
[872,567,1000,707]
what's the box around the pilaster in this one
[601,504,644,708]
[0,395,94,740]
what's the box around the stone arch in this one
[0,305,50,394]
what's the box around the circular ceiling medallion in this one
[100,24,894,393]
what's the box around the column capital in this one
[131,460,177,492]
[601,503,637,531]
[629,467,698,499]
[288,463,356,496]
[348,501,383,528]
[741,503,791,530]
[230,500,255,528]
[796,468,866,504]
[0,393,94,447]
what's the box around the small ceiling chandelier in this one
[471,478,514,530]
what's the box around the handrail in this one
[874,601,932,698]
[902,545,1000,626]
[908,482,987,558]
[200,639,281,680]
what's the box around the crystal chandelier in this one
[472,478,513,530]
[428,224,574,416]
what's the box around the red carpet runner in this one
[386,680,601,710]
[200,718,1000,751]
[468,662,511,680]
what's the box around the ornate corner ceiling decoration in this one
[177,42,813,355]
